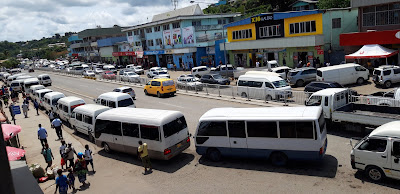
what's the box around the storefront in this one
[284,46,324,68]
[112,51,136,66]
[144,50,165,68]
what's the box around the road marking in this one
[52,86,95,99]
[158,102,184,109]
[96,88,109,92]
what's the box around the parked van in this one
[245,71,282,78]
[23,78,39,92]
[29,85,45,96]
[94,92,136,108]
[94,107,190,160]
[237,74,292,101]
[351,121,400,181]
[70,104,110,142]
[43,92,66,112]
[33,89,53,108]
[194,106,327,165]
[10,80,24,92]
[192,66,211,78]
[316,63,369,86]
[37,74,52,86]
[287,67,317,87]
[103,65,116,74]
[55,96,86,124]
[7,73,26,86]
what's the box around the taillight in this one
[161,86,164,91]
[319,146,324,155]
[186,137,190,143]
[380,76,383,81]
[322,78,324,81]
[164,148,171,155]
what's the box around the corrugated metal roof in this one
[78,26,124,38]
[152,4,203,22]
[273,10,322,20]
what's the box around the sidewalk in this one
[3,98,86,193]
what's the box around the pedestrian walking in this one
[8,103,15,124]
[52,117,63,140]
[67,168,75,191]
[138,140,152,174]
[41,143,54,171]
[3,95,8,108]
[65,143,77,168]
[173,63,177,71]
[55,169,69,194]
[74,152,88,186]
[48,110,55,123]
[38,124,48,148]
[34,99,39,115]
[84,145,94,172]
[60,140,67,170]
[22,103,29,118]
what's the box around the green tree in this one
[317,0,350,9]
[1,58,19,68]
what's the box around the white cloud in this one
[0,0,217,42]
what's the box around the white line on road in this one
[96,88,109,92]
[158,102,184,109]
[53,86,95,99]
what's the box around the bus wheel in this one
[103,143,111,153]
[265,95,273,101]
[207,148,221,162]
[366,166,385,181]
[270,152,288,166]
[241,92,247,98]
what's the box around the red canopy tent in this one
[2,124,22,141]
[345,44,399,64]
[6,146,26,161]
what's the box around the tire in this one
[270,152,288,166]
[103,143,111,153]
[384,81,392,88]
[157,92,162,98]
[144,90,148,95]
[241,92,247,98]
[170,93,175,97]
[266,95,273,101]
[296,79,305,87]
[356,77,364,85]
[207,148,222,162]
[366,166,385,181]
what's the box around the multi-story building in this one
[97,36,127,64]
[222,10,325,68]
[122,4,240,69]
[290,0,319,11]
[340,0,400,65]
[68,34,84,59]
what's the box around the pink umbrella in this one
[6,146,26,161]
[2,124,22,141]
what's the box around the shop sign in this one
[112,51,136,57]
[135,51,144,58]
[251,14,273,23]
[296,47,309,51]
[317,50,324,55]
[144,50,165,55]
[72,54,79,57]
[293,55,298,60]
[165,49,174,54]
[314,46,321,50]
[308,56,314,60]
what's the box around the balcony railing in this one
[194,24,223,31]
[196,33,224,43]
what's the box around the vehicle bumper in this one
[161,137,190,160]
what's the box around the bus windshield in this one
[118,98,134,107]
[306,96,322,106]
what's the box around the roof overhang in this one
[340,30,400,46]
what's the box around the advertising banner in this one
[128,36,134,43]
[163,30,172,46]
[182,26,195,45]
[172,28,182,45]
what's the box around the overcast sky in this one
[0,0,217,42]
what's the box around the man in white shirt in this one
[59,140,67,169]
[84,144,94,172]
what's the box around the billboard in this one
[163,30,172,46]
[172,28,182,45]
[182,26,195,45]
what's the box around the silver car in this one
[287,67,317,87]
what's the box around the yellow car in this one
[144,78,176,98]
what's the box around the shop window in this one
[218,19,226,24]
[147,40,154,47]
[332,18,341,28]
[154,26,161,32]
[172,22,180,29]
[145,28,152,33]
[133,30,139,35]
[127,31,132,36]
[289,21,316,34]
[362,3,400,26]
[163,24,170,30]
[259,25,281,38]
[232,29,252,40]
[192,20,201,26]
[156,38,162,46]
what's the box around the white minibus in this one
[33,89,53,108]
[316,63,369,86]
[29,85,45,96]
[70,104,110,142]
[43,92,65,112]
[55,96,86,124]
[94,108,190,160]
[23,78,39,92]
[37,74,52,86]
[194,106,327,165]
[94,92,136,108]
[10,80,24,92]
[237,74,292,101]
[7,74,27,86]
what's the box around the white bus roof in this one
[30,85,45,89]
[317,63,359,71]
[37,74,50,77]
[97,107,183,126]
[73,104,110,116]
[245,71,281,77]
[35,89,53,94]
[103,65,115,68]
[44,92,65,98]
[57,96,85,104]
[369,121,400,138]
[98,92,131,101]
[311,88,348,96]
[23,78,39,83]
[200,107,322,120]
[239,74,283,82]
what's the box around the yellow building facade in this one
[284,13,323,37]
[227,23,256,42]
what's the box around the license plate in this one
[168,88,172,90]
[226,83,229,85]
[177,143,182,148]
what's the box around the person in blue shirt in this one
[52,117,63,140]
[38,124,48,148]
[55,169,69,194]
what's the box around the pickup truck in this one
[306,88,400,133]
[363,88,400,107]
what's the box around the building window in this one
[259,25,281,38]
[147,40,154,47]
[154,26,161,32]
[127,31,132,36]
[133,30,139,35]
[192,20,201,26]
[218,19,226,25]
[289,20,316,34]
[232,29,252,40]
[145,28,152,33]
[362,3,400,27]
[156,38,162,46]
[163,24,170,30]
[332,18,341,28]
[135,41,141,46]
[172,22,180,29]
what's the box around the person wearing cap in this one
[65,143,77,168]
[138,140,152,174]
[74,152,88,186]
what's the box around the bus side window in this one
[324,97,328,106]
[197,121,227,136]
[228,121,245,138]
[140,125,160,141]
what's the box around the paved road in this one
[25,70,400,193]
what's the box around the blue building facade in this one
[68,34,84,57]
